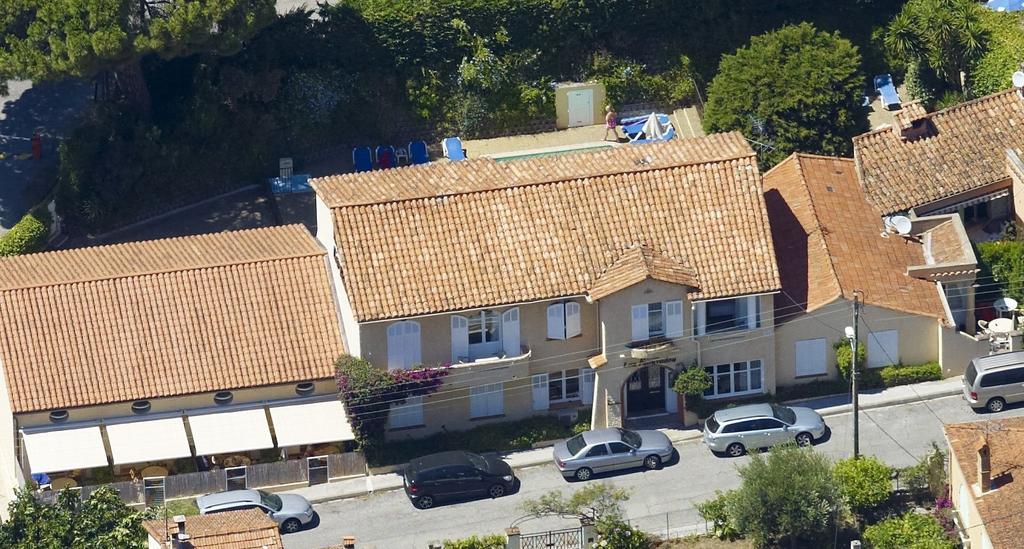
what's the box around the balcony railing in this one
[624,338,675,362]
[451,346,532,368]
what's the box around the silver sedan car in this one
[196,489,315,533]
[553,427,674,481]
[703,403,827,457]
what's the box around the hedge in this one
[441,534,505,549]
[0,208,50,256]
[878,362,942,387]
[367,412,590,466]
[862,512,956,549]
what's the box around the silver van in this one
[963,351,1024,413]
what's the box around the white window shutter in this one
[502,308,520,357]
[531,374,550,411]
[664,369,678,413]
[490,383,504,416]
[579,367,595,405]
[795,338,827,377]
[389,395,423,429]
[695,302,706,336]
[564,302,581,338]
[746,296,758,329]
[665,300,683,338]
[469,385,485,418]
[631,304,648,342]
[547,303,565,339]
[405,321,421,367]
[451,315,469,363]
[387,323,404,370]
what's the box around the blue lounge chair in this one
[620,113,672,140]
[376,145,396,169]
[442,137,466,161]
[409,140,429,165]
[874,74,902,111]
[352,147,372,172]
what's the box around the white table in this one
[989,317,1015,334]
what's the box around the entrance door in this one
[626,365,666,416]
[567,90,594,127]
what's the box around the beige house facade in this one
[0,226,355,516]
[311,134,784,434]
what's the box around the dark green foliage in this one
[0,208,50,256]
[878,362,942,387]
[726,445,841,547]
[884,0,988,92]
[672,366,712,396]
[862,512,956,549]
[440,535,506,549]
[970,11,1024,96]
[0,487,147,548]
[835,340,868,380]
[977,240,1024,303]
[696,490,741,541]
[367,413,589,466]
[703,23,867,167]
[833,456,893,516]
[335,355,448,450]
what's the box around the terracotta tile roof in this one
[764,154,947,321]
[853,88,1024,214]
[0,225,344,413]
[945,418,1024,549]
[311,132,755,207]
[320,137,779,321]
[143,509,283,548]
[588,245,699,301]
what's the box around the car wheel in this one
[987,398,1006,413]
[643,454,662,470]
[726,443,746,457]
[416,495,435,510]
[574,467,593,481]
[488,484,506,498]
[795,432,813,447]
[280,518,302,534]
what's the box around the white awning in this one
[929,189,1011,214]
[269,399,356,447]
[187,408,273,455]
[22,425,109,474]
[105,417,192,465]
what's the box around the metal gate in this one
[520,527,583,549]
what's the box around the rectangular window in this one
[470,383,504,418]
[795,338,828,377]
[648,303,665,337]
[547,370,581,402]
[468,311,500,345]
[389,395,424,429]
[703,360,764,399]
[700,297,759,334]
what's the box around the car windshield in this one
[771,404,797,425]
[566,434,586,456]
[465,452,488,471]
[259,490,283,512]
[617,428,642,448]
[706,416,720,433]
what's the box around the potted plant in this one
[672,365,711,427]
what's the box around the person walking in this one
[604,105,620,141]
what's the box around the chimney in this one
[978,443,992,492]
[342,535,357,548]
[171,515,191,549]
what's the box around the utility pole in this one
[851,292,862,459]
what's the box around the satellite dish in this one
[1013,71,1024,88]
[884,215,913,236]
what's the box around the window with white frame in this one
[702,360,763,398]
[699,297,759,334]
[547,301,582,339]
[548,370,581,402]
[794,338,827,377]
[470,383,504,418]
[386,321,421,370]
[468,310,501,345]
[866,330,899,369]
[389,395,424,429]
[631,300,683,342]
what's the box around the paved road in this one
[285,395,1023,549]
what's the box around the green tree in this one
[863,512,956,549]
[0,0,276,106]
[726,445,841,548]
[519,483,630,523]
[0,487,148,548]
[703,23,865,167]
[970,11,1024,96]
[833,456,893,516]
[884,0,988,93]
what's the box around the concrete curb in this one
[305,386,964,506]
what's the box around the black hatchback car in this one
[403,451,516,509]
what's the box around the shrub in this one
[726,445,841,547]
[441,534,506,549]
[0,208,50,256]
[970,10,1024,96]
[879,362,942,387]
[595,518,650,549]
[977,240,1024,304]
[696,490,740,541]
[900,443,947,501]
[862,512,955,549]
[834,340,867,381]
[521,483,630,523]
[833,456,893,516]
